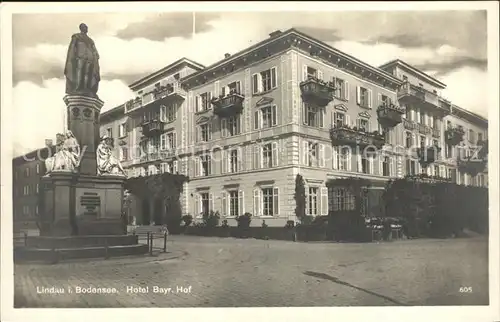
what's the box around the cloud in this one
[116,12,220,41]
[12,78,134,156]
[414,57,487,78]
[440,67,488,118]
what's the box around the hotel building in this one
[97,29,488,227]
[14,28,487,227]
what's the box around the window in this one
[433,165,440,177]
[252,67,277,94]
[380,94,390,105]
[200,192,210,216]
[106,127,113,138]
[360,155,372,174]
[25,167,30,177]
[160,103,177,123]
[160,132,176,151]
[405,132,413,148]
[35,183,39,194]
[334,112,345,128]
[445,144,452,158]
[308,142,319,167]
[23,205,30,216]
[306,66,317,79]
[357,118,369,132]
[333,146,350,171]
[468,129,475,143]
[330,187,356,211]
[196,92,212,112]
[303,103,324,128]
[228,149,239,173]
[119,123,127,137]
[254,105,277,129]
[382,157,390,176]
[357,86,371,108]
[229,191,240,217]
[420,135,426,147]
[260,187,279,216]
[224,81,242,95]
[402,75,408,81]
[478,132,483,142]
[36,164,40,174]
[307,187,319,216]
[406,158,417,175]
[199,123,212,142]
[420,111,426,124]
[333,77,348,100]
[160,160,178,173]
[262,143,274,169]
[200,155,211,176]
[406,106,412,121]
[23,185,29,196]
[222,115,241,137]
[119,147,128,161]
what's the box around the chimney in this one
[269,30,282,38]
[45,139,53,147]
[224,53,231,59]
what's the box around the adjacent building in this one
[12,145,55,227]
[98,28,488,227]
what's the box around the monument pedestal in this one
[40,172,127,236]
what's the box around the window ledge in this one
[252,88,277,97]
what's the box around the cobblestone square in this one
[14,235,488,307]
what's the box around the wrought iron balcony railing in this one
[376,102,405,128]
[299,76,335,107]
[211,91,245,117]
[330,124,385,149]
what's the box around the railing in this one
[125,82,186,114]
[398,82,441,108]
[403,119,418,130]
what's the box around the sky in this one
[11,10,488,156]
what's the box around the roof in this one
[182,28,401,85]
[100,104,125,121]
[378,59,447,89]
[129,57,205,91]
[451,104,488,127]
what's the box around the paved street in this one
[14,235,488,307]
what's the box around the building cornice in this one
[181,28,403,91]
[450,105,488,128]
[100,104,125,122]
[129,58,205,92]
[379,59,447,89]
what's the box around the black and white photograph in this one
[1,2,499,322]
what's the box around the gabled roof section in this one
[378,59,447,89]
[181,28,402,87]
[129,57,205,91]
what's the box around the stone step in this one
[14,244,149,263]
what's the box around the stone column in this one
[63,95,104,176]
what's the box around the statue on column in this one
[64,23,101,97]
[97,136,127,176]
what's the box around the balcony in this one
[211,91,245,117]
[397,82,451,115]
[141,119,165,137]
[299,77,335,107]
[376,102,405,128]
[138,149,177,163]
[417,145,441,167]
[125,82,186,114]
[330,125,385,149]
[444,127,465,146]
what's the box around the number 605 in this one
[459,287,472,293]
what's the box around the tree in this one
[294,174,307,222]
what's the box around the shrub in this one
[261,220,268,228]
[294,174,307,222]
[236,212,252,229]
[202,210,220,228]
[221,219,229,228]
[182,214,193,227]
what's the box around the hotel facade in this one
[16,28,487,227]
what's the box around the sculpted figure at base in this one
[64,23,100,97]
[97,135,126,176]
[45,132,81,173]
